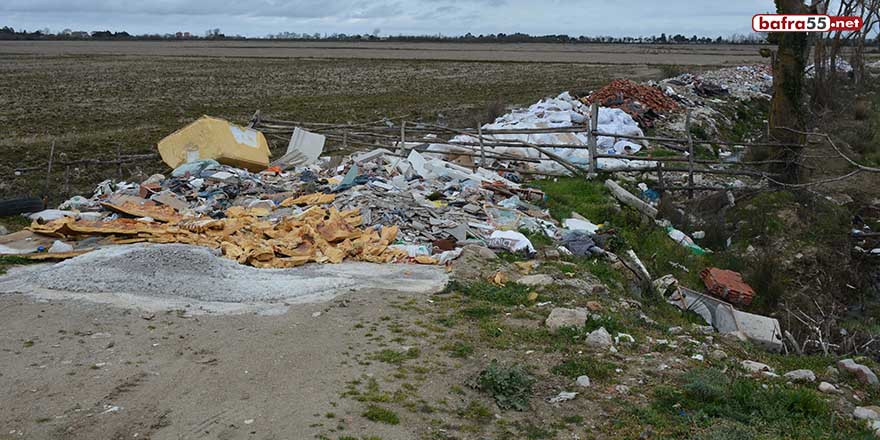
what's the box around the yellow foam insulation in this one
[29,207,417,269]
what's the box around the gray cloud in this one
[2,0,773,38]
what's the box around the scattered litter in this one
[561,230,604,257]
[272,127,325,169]
[487,230,536,256]
[666,226,707,255]
[48,240,74,254]
[668,286,783,352]
[547,391,578,403]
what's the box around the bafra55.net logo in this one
[753,14,863,32]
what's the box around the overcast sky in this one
[2,0,777,38]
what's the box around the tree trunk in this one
[768,0,810,183]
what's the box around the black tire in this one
[0,197,44,217]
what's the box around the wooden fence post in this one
[44,140,56,196]
[400,122,406,152]
[656,161,665,194]
[478,124,485,169]
[686,110,694,199]
[588,102,599,178]
[63,165,70,197]
[116,144,123,179]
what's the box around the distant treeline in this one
[2,26,878,47]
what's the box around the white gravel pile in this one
[0,244,448,304]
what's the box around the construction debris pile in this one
[584,79,681,128]
[662,65,773,102]
[2,63,787,271]
[426,92,655,174]
[14,140,616,268]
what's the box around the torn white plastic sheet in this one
[487,230,536,254]
[424,92,656,175]
[563,218,600,234]
[668,287,783,352]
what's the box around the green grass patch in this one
[460,305,499,319]
[478,319,583,351]
[450,280,533,306]
[533,178,617,224]
[518,228,553,247]
[550,357,618,381]
[637,367,875,439]
[0,255,43,276]
[443,341,475,359]
[370,348,420,365]
[362,405,400,425]
[457,400,493,421]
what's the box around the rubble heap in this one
[583,79,680,128]
[427,92,655,174]
[662,65,773,102]
[19,147,596,269]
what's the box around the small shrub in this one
[854,99,870,121]
[470,360,535,411]
[484,99,506,124]
[682,368,729,403]
[698,421,756,440]
[584,314,623,336]
[362,405,400,425]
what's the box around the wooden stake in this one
[64,165,70,196]
[588,102,599,177]
[478,124,485,169]
[656,162,665,194]
[44,140,56,196]
[686,110,694,199]
[117,144,123,179]
[400,122,406,152]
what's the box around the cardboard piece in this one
[158,116,271,172]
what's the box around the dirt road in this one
[0,291,431,440]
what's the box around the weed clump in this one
[470,360,535,411]
[452,281,533,306]
[370,348,420,365]
[551,357,617,381]
[362,405,400,425]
